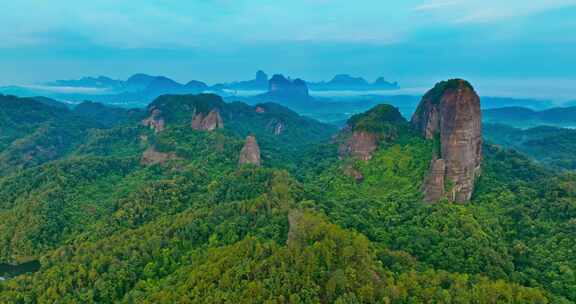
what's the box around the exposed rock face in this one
[142,108,165,133]
[412,79,482,203]
[141,146,178,166]
[338,104,406,162]
[266,119,285,136]
[423,158,446,202]
[191,109,224,131]
[239,135,261,166]
[339,131,378,161]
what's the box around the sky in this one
[1,0,575,99]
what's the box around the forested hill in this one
[0,86,575,303]
[484,123,576,171]
[483,106,576,128]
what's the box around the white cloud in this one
[413,1,461,11]
[0,0,575,49]
[415,0,576,24]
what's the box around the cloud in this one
[1,0,575,49]
[413,1,461,11]
[414,0,576,24]
[0,0,415,48]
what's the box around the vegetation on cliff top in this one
[0,95,574,303]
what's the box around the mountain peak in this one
[268,74,309,97]
[412,79,482,203]
[339,104,407,161]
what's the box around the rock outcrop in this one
[191,109,224,131]
[423,158,446,202]
[412,79,482,203]
[338,104,406,161]
[239,135,261,166]
[266,119,285,136]
[141,146,178,166]
[339,130,378,161]
[142,108,165,133]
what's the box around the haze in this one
[1,0,575,100]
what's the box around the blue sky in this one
[1,0,575,96]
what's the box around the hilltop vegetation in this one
[484,123,576,171]
[483,106,576,129]
[0,92,575,303]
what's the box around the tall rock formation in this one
[239,135,261,166]
[412,79,482,203]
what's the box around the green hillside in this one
[484,123,576,171]
[0,94,574,303]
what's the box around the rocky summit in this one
[238,135,261,166]
[412,79,482,203]
[339,104,407,161]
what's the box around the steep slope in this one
[142,94,338,170]
[411,79,482,202]
[238,135,261,166]
[338,104,408,161]
[0,95,102,176]
[302,100,575,302]
[1,90,575,302]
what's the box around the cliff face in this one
[339,104,406,161]
[191,109,224,131]
[142,108,165,133]
[266,119,285,136]
[423,158,446,202]
[239,135,261,166]
[339,131,378,161]
[412,79,482,203]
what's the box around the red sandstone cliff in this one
[412,79,482,203]
[239,135,261,166]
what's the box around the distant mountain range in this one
[483,106,576,128]
[39,71,399,93]
[308,74,399,91]
[0,72,564,124]
[0,71,400,106]
[484,123,576,170]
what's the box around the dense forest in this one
[0,90,575,303]
[483,124,576,171]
